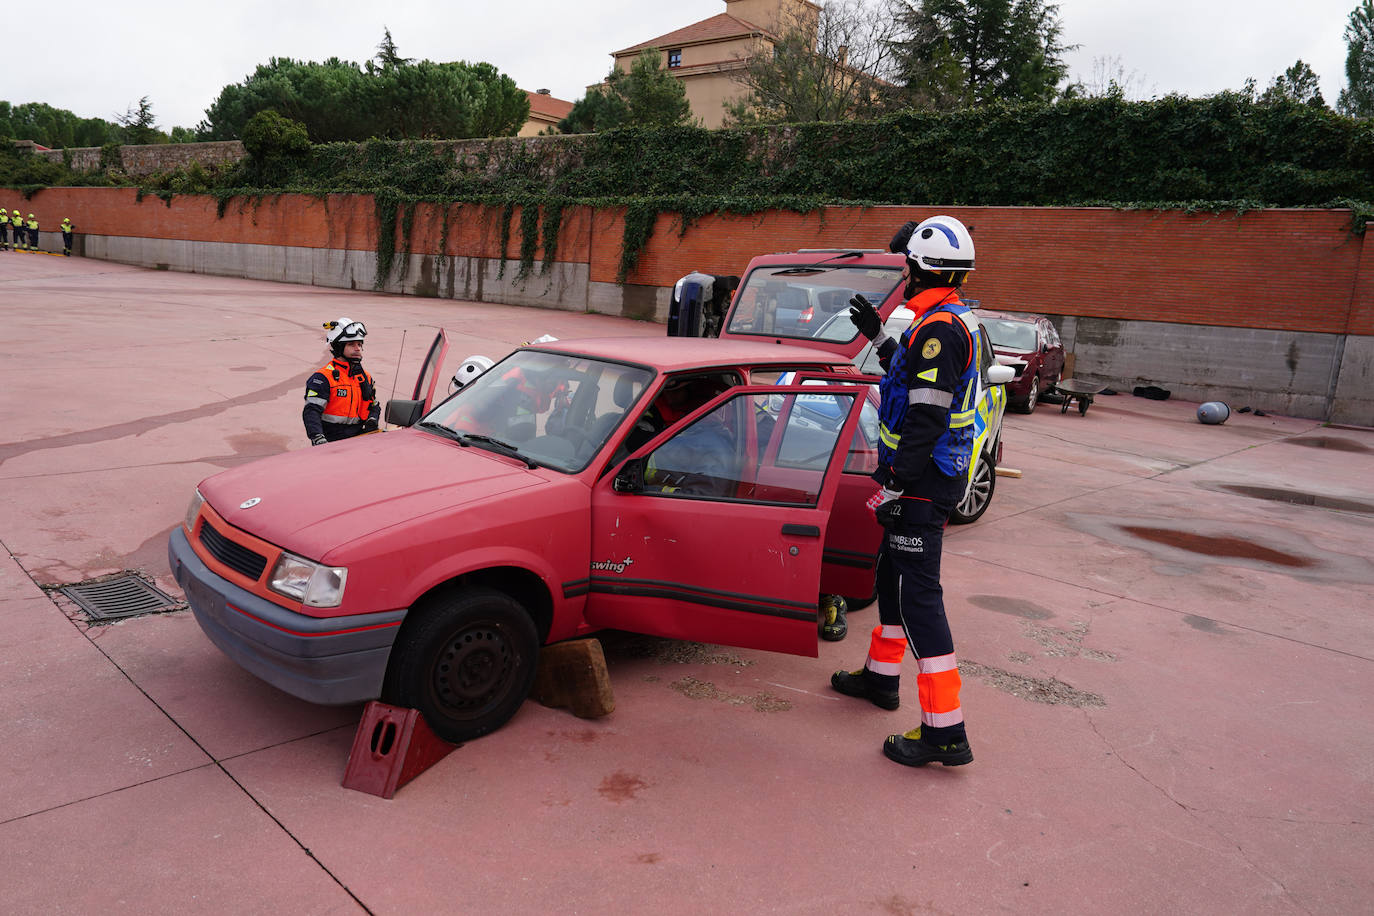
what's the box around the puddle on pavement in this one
[1217,484,1374,516]
[1183,615,1230,634]
[968,595,1054,620]
[1282,436,1371,454]
[1118,526,1313,568]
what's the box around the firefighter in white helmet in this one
[303,318,379,445]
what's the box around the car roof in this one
[530,335,852,372]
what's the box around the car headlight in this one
[184,489,205,533]
[268,552,348,608]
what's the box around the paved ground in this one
[2,252,1372,914]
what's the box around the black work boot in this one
[883,727,973,767]
[830,668,899,710]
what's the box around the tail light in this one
[799,306,814,324]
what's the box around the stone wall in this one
[36,141,245,176]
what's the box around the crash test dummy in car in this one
[833,215,987,768]
[303,318,380,446]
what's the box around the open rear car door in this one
[587,383,869,658]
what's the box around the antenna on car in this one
[386,330,407,431]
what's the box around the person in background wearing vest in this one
[303,318,379,446]
[26,213,39,252]
[0,208,10,251]
[13,210,26,250]
[832,214,985,769]
[60,217,73,256]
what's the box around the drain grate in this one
[61,575,177,621]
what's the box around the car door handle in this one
[782,524,820,538]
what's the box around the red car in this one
[169,333,888,742]
[979,310,1066,413]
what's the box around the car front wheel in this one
[382,587,540,743]
[950,450,996,525]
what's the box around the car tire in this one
[1019,376,1040,414]
[950,450,996,525]
[382,587,540,743]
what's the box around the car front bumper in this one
[168,527,406,705]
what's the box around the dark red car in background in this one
[979,310,1066,413]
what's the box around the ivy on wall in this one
[11,96,1374,283]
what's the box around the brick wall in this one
[10,187,1369,337]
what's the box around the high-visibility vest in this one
[876,292,982,478]
[310,357,376,427]
[61,220,72,233]
[0,211,8,226]
[26,217,37,231]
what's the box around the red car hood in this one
[198,430,545,560]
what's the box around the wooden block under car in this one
[532,638,615,718]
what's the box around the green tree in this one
[888,0,1073,108]
[198,50,527,141]
[559,50,691,132]
[1339,0,1374,116]
[372,28,414,71]
[724,0,900,125]
[117,96,165,144]
[559,88,630,133]
[1260,60,1326,107]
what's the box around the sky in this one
[8,0,1363,131]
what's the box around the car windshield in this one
[419,350,654,473]
[983,318,1038,351]
[725,265,902,344]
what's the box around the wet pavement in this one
[2,253,1372,914]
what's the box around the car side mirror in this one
[386,398,425,428]
[613,457,646,493]
[987,365,1015,385]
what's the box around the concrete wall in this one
[8,186,1371,425]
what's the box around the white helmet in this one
[325,317,367,346]
[450,354,494,392]
[906,215,975,275]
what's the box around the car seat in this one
[586,374,643,459]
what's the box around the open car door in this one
[411,329,449,414]
[788,372,884,603]
[586,383,868,658]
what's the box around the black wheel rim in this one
[430,620,518,718]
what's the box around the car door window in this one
[643,389,861,506]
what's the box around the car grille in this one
[199,519,268,581]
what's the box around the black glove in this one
[311,434,328,446]
[848,294,882,341]
[875,497,904,532]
